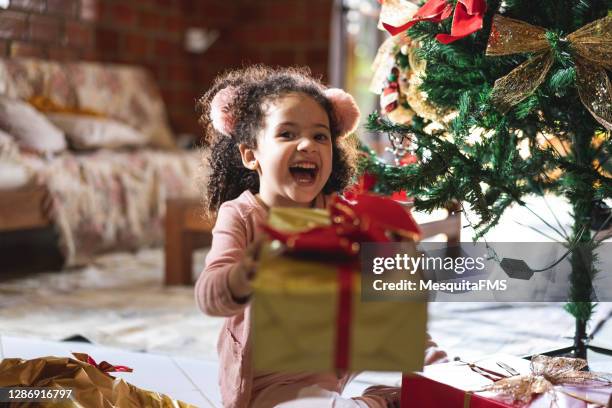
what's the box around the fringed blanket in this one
[22,149,202,266]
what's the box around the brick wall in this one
[230,0,331,79]
[92,0,229,139]
[0,0,96,60]
[0,0,333,137]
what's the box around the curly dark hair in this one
[198,65,358,215]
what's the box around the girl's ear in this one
[238,143,259,171]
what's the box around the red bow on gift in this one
[262,193,421,256]
[383,0,486,44]
[72,353,133,376]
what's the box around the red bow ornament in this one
[383,0,486,44]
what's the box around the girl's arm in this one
[195,203,252,317]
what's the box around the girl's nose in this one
[296,136,316,152]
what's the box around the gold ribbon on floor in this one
[481,355,612,406]
[485,14,612,130]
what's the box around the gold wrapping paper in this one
[370,34,445,123]
[372,0,449,124]
[369,34,413,94]
[252,207,428,373]
[0,356,196,408]
[486,14,612,130]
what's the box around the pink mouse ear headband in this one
[210,86,360,137]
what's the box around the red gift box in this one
[400,355,612,408]
[401,374,513,408]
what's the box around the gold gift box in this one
[252,207,428,373]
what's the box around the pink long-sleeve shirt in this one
[195,190,445,407]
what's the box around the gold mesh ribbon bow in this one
[482,355,612,405]
[486,14,612,130]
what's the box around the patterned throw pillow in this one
[65,63,177,149]
[0,95,67,154]
[46,113,149,150]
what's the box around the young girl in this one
[195,66,446,408]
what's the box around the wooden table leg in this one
[165,200,194,286]
[165,198,214,286]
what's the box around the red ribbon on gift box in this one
[401,374,514,408]
[72,353,133,376]
[262,193,420,370]
[335,263,354,371]
[263,193,421,255]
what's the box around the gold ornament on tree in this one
[486,14,612,130]
[372,1,443,125]
[371,40,445,124]
[403,47,446,123]
[370,34,412,95]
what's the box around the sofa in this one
[0,58,201,267]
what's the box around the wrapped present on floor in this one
[400,354,612,407]
[0,353,196,408]
[252,193,428,373]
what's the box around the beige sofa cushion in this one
[0,95,67,154]
[0,129,32,189]
[67,62,176,149]
[47,113,148,150]
[0,58,176,149]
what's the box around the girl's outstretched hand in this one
[228,237,263,302]
[362,385,401,408]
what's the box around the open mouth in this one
[289,161,319,185]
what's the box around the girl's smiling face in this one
[239,92,333,208]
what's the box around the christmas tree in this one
[365,0,611,358]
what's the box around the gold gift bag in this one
[0,354,196,408]
[252,205,428,373]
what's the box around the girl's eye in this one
[279,131,294,139]
[315,133,330,142]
